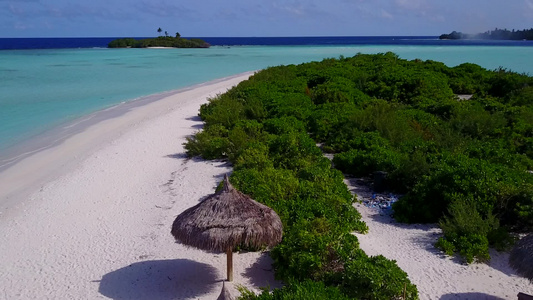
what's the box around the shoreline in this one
[0,70,283,299]
[0,71,255,214]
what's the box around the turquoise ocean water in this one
[1,44,533,157]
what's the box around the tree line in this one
[440,28,533,40]
[108,28,209,48]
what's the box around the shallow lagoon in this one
[1,44,532,153]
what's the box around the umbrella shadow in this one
[439,292,507,299]
[98,259,219,300]
[242,252,283,291]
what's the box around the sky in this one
[1,0,533,37]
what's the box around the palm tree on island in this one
[107,28,210,48]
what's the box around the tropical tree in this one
[176,32,181,38]
[165,31,168,37]
[157,27,162,36]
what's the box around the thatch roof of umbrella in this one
[171,174,283,281]
[510,233,533,282]
[216,281,233,300]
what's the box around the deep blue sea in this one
[1,36,532,49]
[1,36,533,164]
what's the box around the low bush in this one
[333,147,404,178]
[182,52,531,297]
[339,255,418,300]
[184,124,229,159]
[435,196,497,263]
[393,155,505,223]
[237,280,353,300]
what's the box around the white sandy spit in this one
[0,72,282,300]
[347,177,533,300]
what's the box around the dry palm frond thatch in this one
[216,281,233,300]
[171,174,282,281]
[510,233,533,282]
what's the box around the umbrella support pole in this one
[226,249,233,281]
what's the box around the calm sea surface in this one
[1,37,533,157]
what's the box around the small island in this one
[108,28,210,48]
[440,28,533,40]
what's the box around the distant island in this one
[439,28,533,40]
[108,28,210,48]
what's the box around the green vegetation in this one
[238,281,354,300]
[108,28,209,48]
[185,52,533,298]
[440,28,533,40]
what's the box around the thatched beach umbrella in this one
[510,233,533,282]
[171,174,283,281]
[217,281,233,300]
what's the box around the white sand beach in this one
[0,72,281,299]
[1,71,532,300]
[348,178,533,300]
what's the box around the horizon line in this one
[0,35,441,39]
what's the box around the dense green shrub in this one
[107,38,140,48]
[394,155,510,223]
[340,255,418,300]
[263,117,306,135]
[237,280,353,300]
[509,86,533,106]
[488,68,533,98]
[501,183,533,231]
[234,143,273,171]
[226,120,271,161]
[308,102,359,145]
[199,94,245,128]
[435,196,498,263]
[271,223,358,282]
[108,36,209,48]
[230,168,300,220]
[446,63,491,94]
[185,52,533,297]
[449,102,507,139]
[333,147,404,177]
[184,124,229,159]
[268,132,323,171]
[267,93,315,121]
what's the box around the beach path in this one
[347,177,533,300]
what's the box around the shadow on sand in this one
[242,252,283,291]
[484,248,521,277]
[165,153,232,168]
[185,115,202,122]
[99,259,219,300]
[439,292,507,300]
[345,176,472,265]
